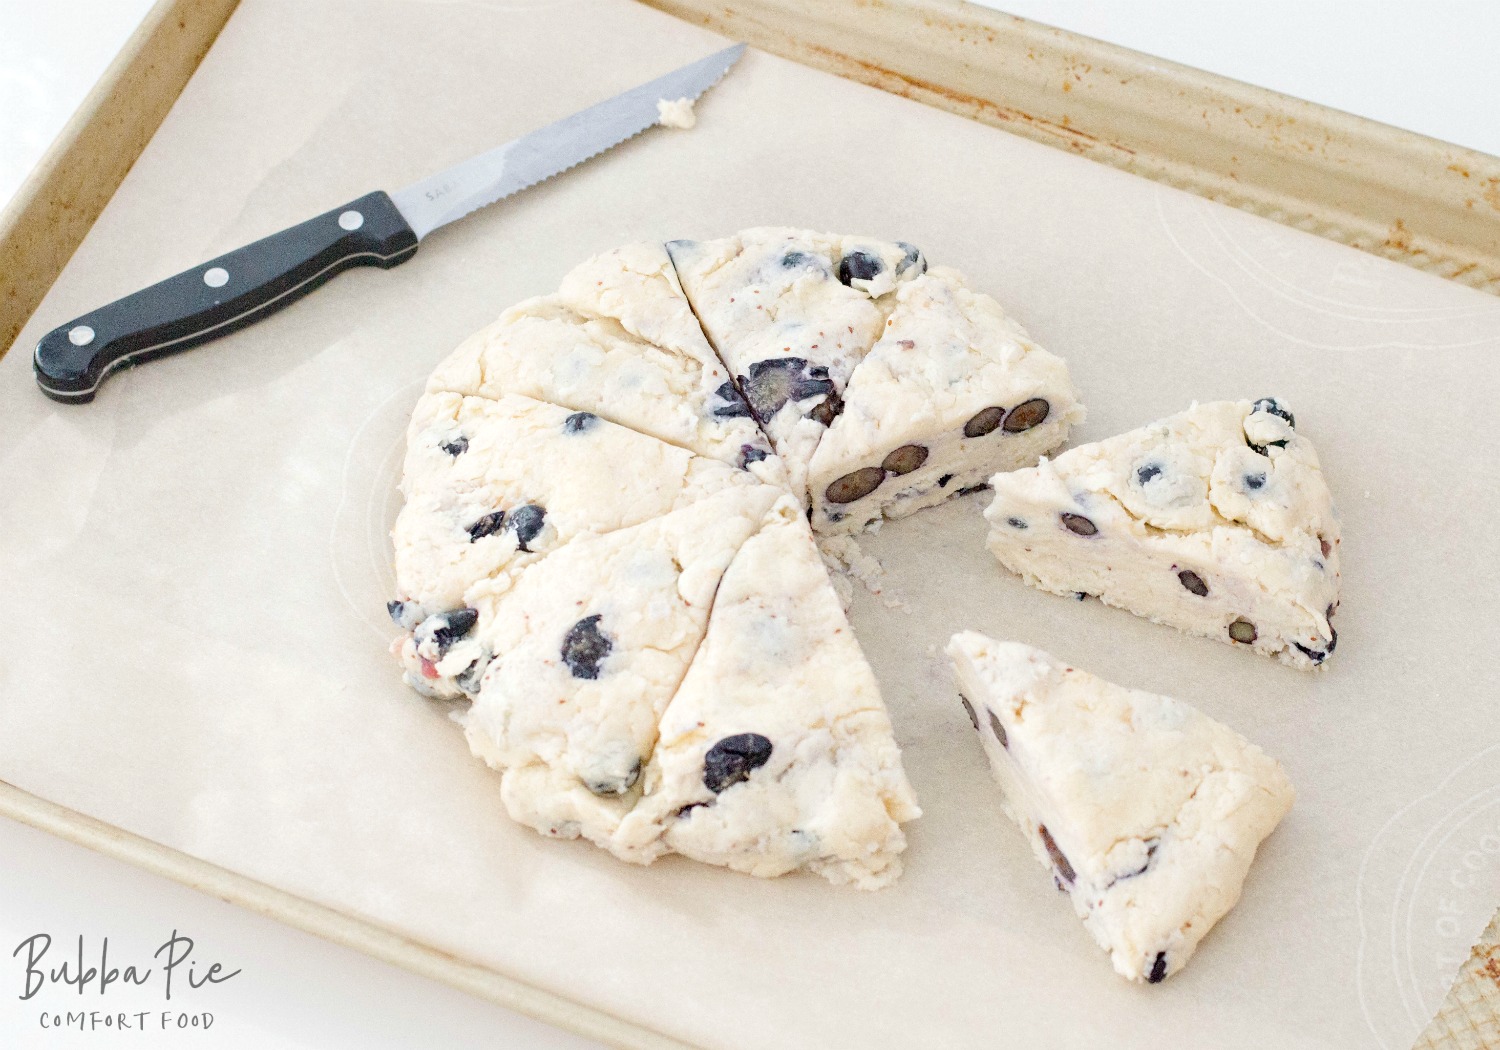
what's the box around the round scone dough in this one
[389,233,1082,886]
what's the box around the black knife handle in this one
[33,191,418,403]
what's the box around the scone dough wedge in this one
[426,242,780,484]
[666,228,926,499]
[456,483,782,851]
[984,399,1341,669]
[807,267,1083,534]
[947,633,1294,982]
[390,390,764,699]
[615,495,921,889]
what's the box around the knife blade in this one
[32,44,746,404]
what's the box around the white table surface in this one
[2,3,1493,1047]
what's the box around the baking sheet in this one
[3,1,1500,1047]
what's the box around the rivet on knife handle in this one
[33,191,418,403]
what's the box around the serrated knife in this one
[32,44,746,404]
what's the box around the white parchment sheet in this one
[4,1,1500,1047]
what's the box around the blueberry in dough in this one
[1148,953,1169,984]
[780,250,822,271]
[1228,619,1258,644]
[710,380,752,419]
[586,759,641,797]
[1060,512,1098,537]
[963,406,1006,438]
[1003,398,1050,433]
[440,434,468,457]
[505,504,546,552]
[563,411,598,433]
[1293,628,1337,664]
[987,709,1008,748]
[1006,517,1028,529]
[427,608,478,654]
[703,733,774,793]
[1038,824,1076,886]
[740,445,769,468]
[1177,570,1210,597]
[836,250,884,286]
[561,615,612,680]
[881,443,928,475]
[1243,471,1267,491]
[895,241,927,276]
[959,694,979,730]
[467,510,506,542]
[741,358,835,422]
[1247,397,1295,454]
[1252,397,1295,428]
[1135,463,1164,485]
[826,466,886,504]
[455,651,492,695]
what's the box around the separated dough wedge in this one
[615,495,921,889]
[984,399,1341,669]
[455,483,782,851]
[807,268,1082,534]
[389,391,764,699]
[667,228,925,499]
[947,633,1294,983]
[425,242,780,484]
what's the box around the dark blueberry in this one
[563,411,599,433]
[1073,592,1088,601]
[703,733,774,793]
[440,434,469,457]
[586,760,641,797]
[882,443,928,476]
[1178,569,1210,597]
[1244,472,1267,491]
[1228,618,1258,644]
[430,608,479,654]
[561,615,611,680]
[387,599,411,627]
[1148,953,1168,984]
[963,406,1006,438]
[455,651,492,695]
[1060,512,1098,537]
[1038,825,1076,886]
[1123,840,1159,881]
[505,504,546,552]
[938,474,955,488]
[780,250,820,270]
[1003,398,1051,433]
[741,358,835,422]
[987,709,1008,749]
[825,466,886,504]
[956,484,991,497]
[959,694,979,730]
[808,387,844,427]
[1293,628,1337,665]
[710,380,752,419]
[674,802,707,819]
[837,250,884,286]
[1006,516,1028,529]
[1252,397,1295,428]
[1135,463,1164,485]
[1247,398,1295,455]
[740,445,769,469]
[895,241,927,276]
[467,510,506,542]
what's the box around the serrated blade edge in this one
[391,44,745,240]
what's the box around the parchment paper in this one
[4,1,1500,1047]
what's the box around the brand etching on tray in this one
[11,930,239,1034]
[1354,745,1500,1048]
